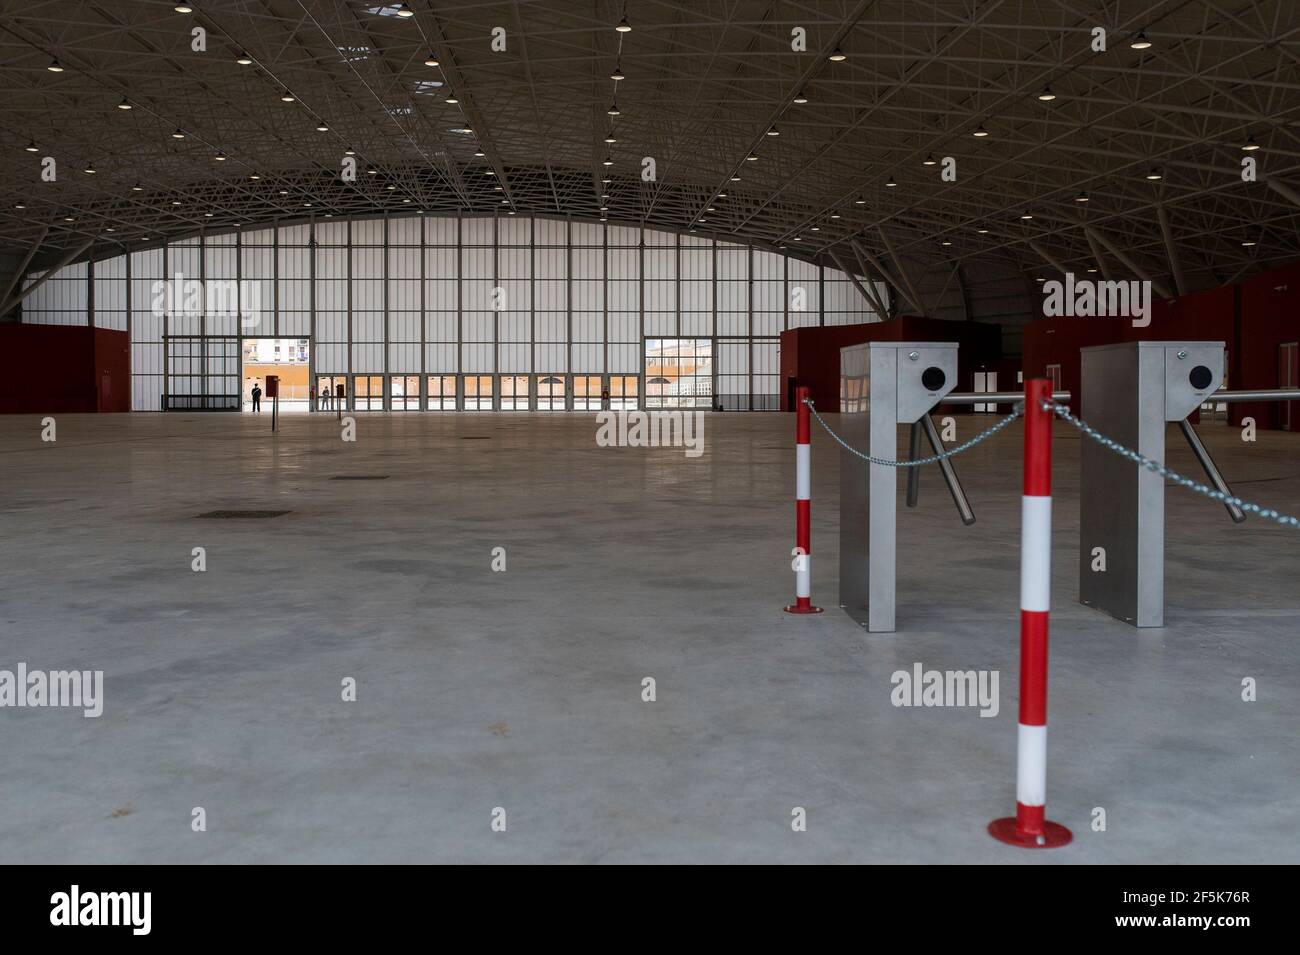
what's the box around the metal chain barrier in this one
[1045,401,1300,529]
[802,397,1023,467]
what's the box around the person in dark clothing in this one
[251,382,262,413]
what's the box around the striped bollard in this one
[989,378,1072,848]
[785,387,822,614]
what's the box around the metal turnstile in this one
[1078,341,1233,627]
[839,341,965,632]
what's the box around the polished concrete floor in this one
[1,409,1297,864]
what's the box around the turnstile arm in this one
[1178,419,1247,523]
[921,414,977,526]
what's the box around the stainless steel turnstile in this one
[1078,341,1229,627]
[839,342,962,632]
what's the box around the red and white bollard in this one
[785,386,822,614]
[989,378,1072,848]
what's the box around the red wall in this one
[779,316,1002,412]
[1022,283,1239,418]
[0,324,130,413]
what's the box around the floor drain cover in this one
[197,510,292,519]
[331,475,390,480]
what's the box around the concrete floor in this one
[1,408,1297,864]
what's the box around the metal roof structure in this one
[2,0,1299,293]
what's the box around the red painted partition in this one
[0,324,130,413]
[1238,261,1300,430]
[779,316,1002,412]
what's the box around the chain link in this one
[1045,401,1300,529]
[802,397,1023,467]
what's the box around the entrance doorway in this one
[1281,342,1298,431]
[242,338,310,413]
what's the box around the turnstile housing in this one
[1078,341,1225,627]
[839,341,959,631]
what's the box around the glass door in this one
[391,375,420,410]
[464,375,493,410]
[572,375,602,411]
[610,375,638,411]
[353,375,384,411]
[316,374,344,412]
[501,375,530,410]
[536,375,566,411]
[427,375,456,410]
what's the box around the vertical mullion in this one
[420,213,427,410]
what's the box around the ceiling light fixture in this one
[602,155,614,166]
[132,183,143,191]
[24,141,38,152]
[171,128,186,139]
[828,48,846,62]
[616,15,632,33]
[604,133,617,143]
[972,124,989,137]
[84,163,96,174]
[174,3,193,11]
[1242,134,1260,151]
[315,123,329,132]
[236,51,253,65]
[1146,168,1162,180]
[1075,191,1089,202]
[117,97,132,110]
[746,153,758,161]
[885,175,897,187]
[1130,31,1152,50]
[607,101,620,116]
[610,63,624,81]
[854,196,866,205]
[792,89,808,104]
[767,126,779,136]
[396,2,414,18]
[280,92,295,102]
[214,152,227,160]
[445,92,458,103]
[1019,212,1034,219]
[1037,85,1056,101]
[922,154,936,165]
[48,59,64,72]
[424,53,440,67]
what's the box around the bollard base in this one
[783,603,823,614]
[987,816,1073,848]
